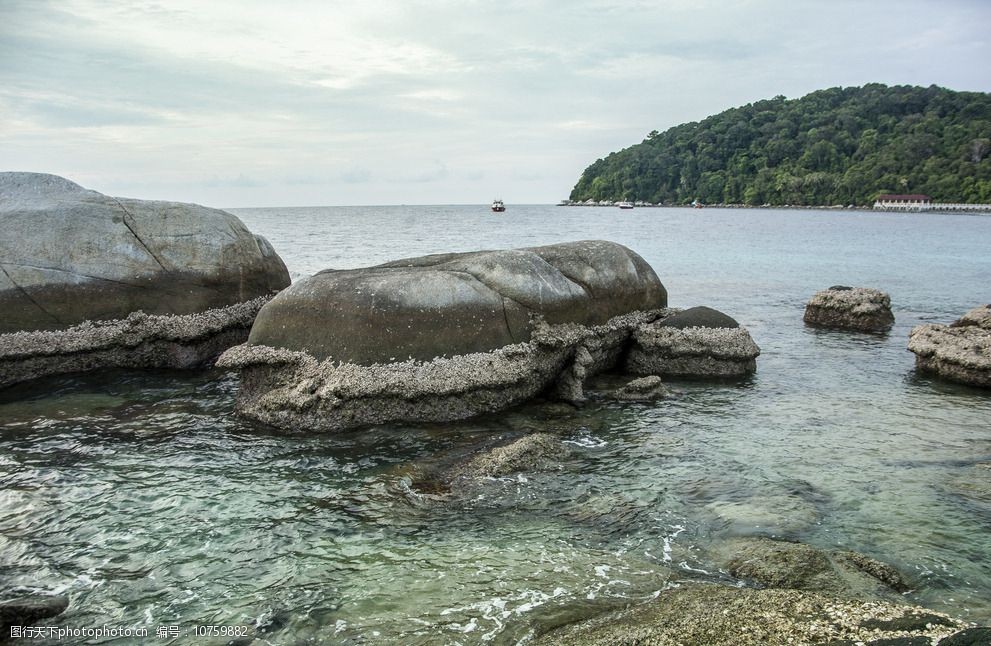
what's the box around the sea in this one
[1,205,989,644]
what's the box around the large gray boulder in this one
[246,240,666,363]
[0,172,290,333]
[909,305,991,388]
[219,241,669,431]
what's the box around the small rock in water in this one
[804,286,895,333]
[611,375,669,401]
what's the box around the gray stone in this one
[625,307,760,378]
[804,286,895,333]
[245,240,666,364]
[0,172,289,334]
[909,306,991,388]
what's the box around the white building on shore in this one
[873,194,991,212]
[873,194,932,211]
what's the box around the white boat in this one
[617,201,634,209]
[491,199,505,212]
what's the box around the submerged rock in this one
[0,172,289,333]
[625,306,760,378]
[407,432,569,496]
[0,595,69,633]
[717,537,910,597]
[804,286,895,333]
[534,584,966,646]
[909,305,991,388]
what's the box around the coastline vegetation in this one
[569,84,991,206]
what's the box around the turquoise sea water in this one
[1,205,989,644]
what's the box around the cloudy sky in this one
[1,0,989,207]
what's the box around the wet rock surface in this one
[804,286,895,333]
[0,296,271,389]
[626,306,760,378]
[909,305,991,388]
[0,172,289,334]
[533,584,967,646]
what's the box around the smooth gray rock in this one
[909,305,991,388]
[804,286,894,333]
[0,172,290,333]
[246,240,666,364]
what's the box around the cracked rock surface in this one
[909,305,991,388]
[0,172,290,333]
[804,286,895,333]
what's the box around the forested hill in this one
[569,84,991,206]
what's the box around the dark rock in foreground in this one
[803,286,895,333]
[0,595,69,633]
[534,584,967,646]
[219,242,761,431]
[0,297,271,389]
[0,172,289,334]
[626,306,760,378]
[909,305,991,388]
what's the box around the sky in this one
[1,0,990,207]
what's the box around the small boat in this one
[491,199,505,212]
[691,199,704,209]
[617,201,634,209]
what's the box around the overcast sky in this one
[1,0,989,207]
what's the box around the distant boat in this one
[617,201,634,209]
[491,199,505,212]
[691,199,704,209]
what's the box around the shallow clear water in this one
[1,205,990,644]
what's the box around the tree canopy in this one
[569,84,991,206]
